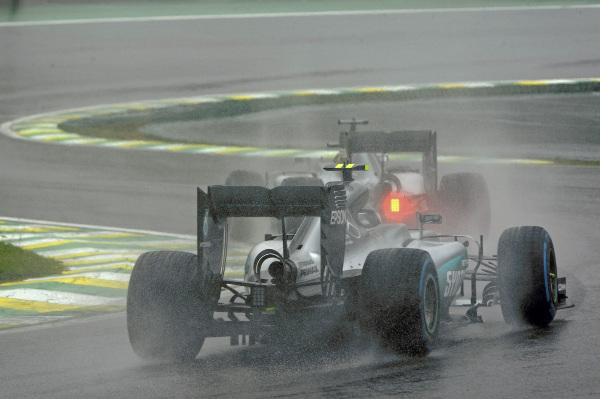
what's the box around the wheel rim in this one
[548,248,558,305]
[423,274,439,334]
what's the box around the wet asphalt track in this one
[1,5,600,398]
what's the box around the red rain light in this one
[381,192,416,223]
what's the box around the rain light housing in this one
[381,192,417,223]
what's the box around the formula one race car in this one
[224,120,490,242]
[127,164,572,362]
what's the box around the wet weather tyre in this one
[497,226,558,327]
[127,251,214,362]
[359,248,440,357]
[437,172,490,237]
[225,170,266,242]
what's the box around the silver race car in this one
[127,153,572,361]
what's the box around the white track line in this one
[1,5,600,27]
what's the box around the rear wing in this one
[203,185,338,219]
[196,183,347,287]
[346,130,436,155]
[341,129,438,193]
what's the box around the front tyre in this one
[127,251,215,362]
[497,226,558,327]
[359,248,440,357]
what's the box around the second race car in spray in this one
[225,119,491,243]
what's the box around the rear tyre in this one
[497,226,558,327]
[127,251,215,362]
[225,170,266,242]
[437,172,490,237]
[359,248,440,357]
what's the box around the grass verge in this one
[0,242,64,283]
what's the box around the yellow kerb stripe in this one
[2,277,128,290]
[0,297,96,313]
[214,147,259,154]
[358,87,388,92]
[0,226,76,232]
[518,81,548,86]
[0,323,21,329]
[229,95,254,101]
[0,298,122,313]
[53,251,105,260]
[438,84,467,89]
[21,240,73,250]
[62,257,135,266]
[61,265,133,275]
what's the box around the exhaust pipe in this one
[268,259,297,287]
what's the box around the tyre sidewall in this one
[359,248,440,356]
[497,226,557,327]
[127,251,215,361]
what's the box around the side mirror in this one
[418,213,442,239]
[420,214,442,225]
[357,208,381,228]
